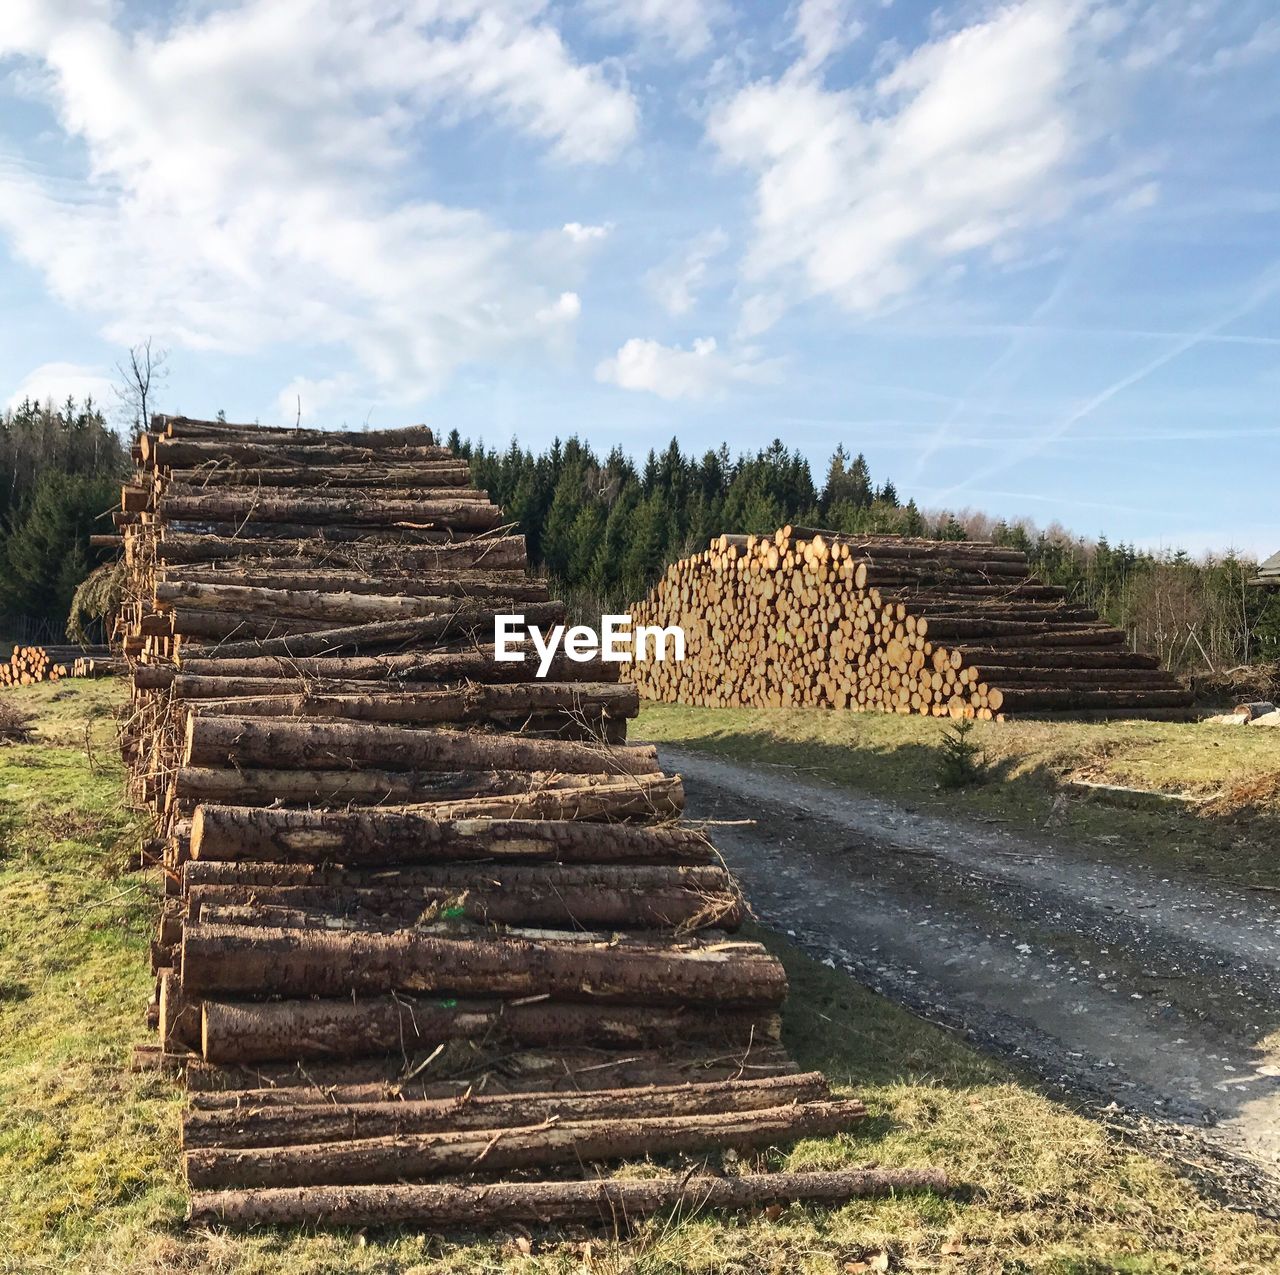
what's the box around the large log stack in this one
[628,528,1193,720]
[115,418,928,1230]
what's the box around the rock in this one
[1249,710,1280,727]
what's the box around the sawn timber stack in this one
[627,528,1193,720]
[114,417,926,1231]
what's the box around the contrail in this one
[910,253,1082,478]
[934,261,1280,504]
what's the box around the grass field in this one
[4,683,1280,1273]
[636,704,1280,889]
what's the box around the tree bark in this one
[188,807,711,865]
[160,493,503,530]
[156,566,546,601]
[178,603,563,659]
[156,533,526,569]
[148,436,451,468]
[200,995,780,1062]
[180,682,637,727]
[156,581,537,622]
[183,1042,799,1098]
[168,647,619,684]
[166,463,471,488]
[181,717,659,775]
[182,1072,830,1149]
[157,416,438,447]
[180,924,787,1003]
[188,877,742,932]
[186,1166,947,1229]
[183,1098,865,1190]
[172,766,636,806]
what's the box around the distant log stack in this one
[627,528,1192,720]
[0,644,116,688]
[110,418,922,1230]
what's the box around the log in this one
[166,464,472,488]
[183,1043,799,1098]
[156,416,437,447]
[188,808,712,864]
[156,533,526,569]
[154,581,540,622]
[178,604,563,660]
[181,863,727,892]
[180,924,788,1003]
[146,436,452,468]
[159,493,503,530]
[181,682,638,727]
[172,766,638,806]
[187,1167,948,1228]
[183,1098,866,1190]
[147,648,620,687]
[206,773,687,823]
[990,687,1193,712]
[188,877,742,931]
[200,995,779,1062]
[181,717,660,775]
[156,566,546,601]
[181,1072,830,1149]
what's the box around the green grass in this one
[636,704,1280,888]
[3,683,1280,1272]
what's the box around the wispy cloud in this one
[0,0,636,399]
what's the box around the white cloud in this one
[0,1,635,401]
[595,336,774,399]
[562,221,612,243]
[792,0,864,74]
[7,361,115,411]
[582,0,729,59]
[647,228,729,316]
[536,291,582,323]
[709,1,1107,328]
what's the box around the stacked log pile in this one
[115,417,929,1230]
[1,644,116,687]
[628,528,1192,720]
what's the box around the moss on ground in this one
[636,704,1280,888]
[2,683,1279,1273]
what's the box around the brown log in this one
[182,1072,831,1149]
[180,682,637,727]
[188,807,712,865]
[156,566,546,601]
[166,463,471,488]
[172,766,637,806]
[181,717,658,775]
[156,416,437,447]
[180,924,786,1003]
[183,1098,865,1190]
[154,581,537,622]
[147,435,451,468]
[159,493,502,530]
[200,995,779,1062]
[189,876,741,932]
[183,1043,799,1098]
[178,603,563,660]
[156,533,526,569]
[188,1166,947,1229]
[990,687,1193,712]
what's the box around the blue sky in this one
[1,0,1277,554]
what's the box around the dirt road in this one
[661,744,1280,1209]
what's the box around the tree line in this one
[454,431,1280,671]
[0,398,128,639]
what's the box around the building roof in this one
[1249,549,1280,587]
